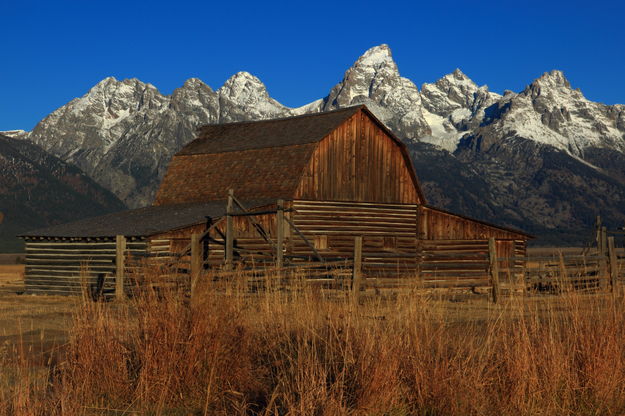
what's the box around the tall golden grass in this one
[2,267,625,415]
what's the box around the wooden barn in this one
[21,105,530,295]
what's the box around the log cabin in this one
[21,105,530,295]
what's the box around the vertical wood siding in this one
[295,113,421,204]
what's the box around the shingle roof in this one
[178,106,362,155]
[20,199,275,238]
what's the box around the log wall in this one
[291,200,418,276]
[24,238,148,295]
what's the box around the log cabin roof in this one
[422,205,534,239]
[20,199,274,239]
[180,106,362,155]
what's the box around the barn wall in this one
[154,144,316,205]
[24,238,147,295]
[295,112,421,204]
[291,200,418,275]
[149,204,286,268]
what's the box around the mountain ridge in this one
[3,44,624,244]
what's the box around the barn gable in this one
[295,108,423,204]
[154,105,425,206]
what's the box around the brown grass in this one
[1,268,625,415]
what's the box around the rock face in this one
[9,44,625,244]
[0,134,125,251]
[321,44,431,140]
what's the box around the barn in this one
[21,105,530,295]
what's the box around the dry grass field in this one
[0,259,625,415]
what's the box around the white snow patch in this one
[421,109,463,152]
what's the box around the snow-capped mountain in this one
[26,73,293,207]
[320,44,431,140]
[460,70,625,155]
[8,44,625,243]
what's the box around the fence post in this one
[115,235,126,301]
[225,189,234,270]
[595,215,602,253]
[276,199,284,271]
[488,237,500,303]
[601,226,608,256]
[352,236,363,303]
[190,233,201,299]
[608,236,618,292]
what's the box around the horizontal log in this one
[293,200,417,209]
[26,258,114,265]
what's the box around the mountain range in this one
[2,44,625,249]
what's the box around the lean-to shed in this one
[21,105,530,294]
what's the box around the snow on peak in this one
[219,71,269,99]
[451,68,469,80]
[440,69,478,88]
[0,129,28,139]
[354,44,395,69]
[182,77,212,91]
[534,70,571,89]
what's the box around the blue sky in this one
[1,0,624,131]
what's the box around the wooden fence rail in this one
[19,230,625,302]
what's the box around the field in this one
[1,259,625,415]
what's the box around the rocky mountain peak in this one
[353,44,396,70]
[322,45,430,139]
[216,71,287,123]
[451,68,470,81]
[182,77,212,90]
[524,70,575,100]
[218,71,270,101]
[535,70,571,88]
[420,68,496,121]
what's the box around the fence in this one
[14,212,625,302]
[102,235,622,303]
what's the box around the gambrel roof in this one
[155,105,425,205]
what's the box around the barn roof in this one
[180,106,362,155]
[156,105,426,205]
[20,199,274,239]
[423,205,534,239]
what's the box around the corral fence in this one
[32,233,621,304]
[16,207,625,302]
[16,232,625,302]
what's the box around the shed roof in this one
[20,199,274,238]
[423,204,534,239]
[180,106,361,155]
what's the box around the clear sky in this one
[1,0,624,131]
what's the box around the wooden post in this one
[601,226,608,256]
[225,189,234,270]
[203,217,211,270]
[115,235,126,301]
[190,233,201,298]
[608,236,618,292]
[488,237,500,303]
[558,252,571,292]
[276,200,285,278]
[595,215,602,254]
[352,236,363,303]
